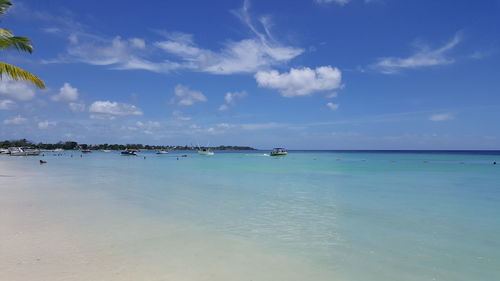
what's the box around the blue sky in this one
[0,0,499,149]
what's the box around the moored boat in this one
[121,149,137,156]
[156,150,168,154]
[270,148,288,156]
[7,147,40,156]
[198,148,214,155]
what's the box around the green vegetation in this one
[0,139,256,151]
[0,0,45,89]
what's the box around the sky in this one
[0,0,499,149]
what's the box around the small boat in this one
[101,149,111,152]
[121,149,137,156]
[8,147,40,156]
[81,149,92,153]
[0,148,9,154]
[198,148,214,156]
[270,148,288,156]
[156,150,168,154]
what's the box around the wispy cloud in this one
[38,120,57,129]
[429,113,454,122]
[255,66,342,97]
[173,85,207,106]
[219,91,247,111]
[38,0,302,75]
[4,115,28,125]
[172,110,191,121]
[371,34,462,74]
[326,102,339,111]
[0,99,16,110]
[314,0,351,5]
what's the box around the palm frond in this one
[0,0,12,16]
[0,62,45,89]
[0,28,13,37]
[0,36,33,53]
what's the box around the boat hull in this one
[270,152,288,156]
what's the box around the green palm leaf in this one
[0,36,33,53]
[0,28,13,37]
[0,62,46,89]
[0,0,12,16]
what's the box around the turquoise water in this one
[2,150,499,280]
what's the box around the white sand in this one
[0,160,341,281]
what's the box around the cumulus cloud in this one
[4,115,27,125]
[38,120,57,129]
[0,80,35,101]
[52,82,79,102]
[371,34,461,74]
[174,84,207,106]
[219,91,247,111]
[429,113,454,122]
[255,66,342,97]
[0,99,15,110]
[89,101,143,118]
[326,102,339,111]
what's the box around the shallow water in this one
[1,150,499,280]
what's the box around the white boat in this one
[198,148,214,156]
[101,149,111,152]
[0,148,9,154]
[8,147,40,156]
[270,148,288,156]
[121,149,138,156]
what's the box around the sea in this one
[1,150,499,281]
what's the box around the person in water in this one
[39,160,47,164]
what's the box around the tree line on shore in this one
[0,139,256,151]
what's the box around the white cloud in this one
[38,120,57,129]
[325,92,338,98]
[240,122,284,130]
[4,115,27,125]
[42,1,302,75]
[371,34,461,74]
[172,110,191,121]
[326,102,339,111]
[174,84,207,106]
[0,80,35,101]
[89,101,143,118]
[0,99,15,110]
[315,0,350,5]
[219,91,247,111]
[429,113,454,122]
[255,66,342,97]
[52,82,79,102]
[69,102,86,112]
[218,104,230,111]
[129,38,146,49]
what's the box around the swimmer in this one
[39,160,47,164]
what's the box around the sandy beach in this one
[0,159,340,281]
